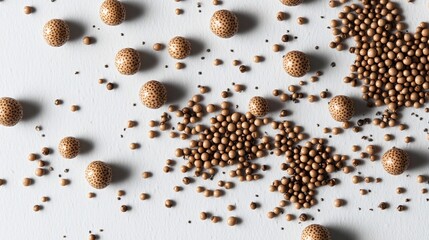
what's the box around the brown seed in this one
[117,190,125,196]
[88,234,96,240]
[297,17,306,25]
[41,196,49,202]
[227,216,237,226]
[200,212,208,220]
[129,143,139,150]
[54,99,63,105]
[23,6,33,14]
[70,105,79,112]
[248,96,269,117]
[352,175,361,184]
[283,51,310,77]
[99,0,125,26]
[250,202,257,210]
[175,62,185,70]
[211,216,221,223]
[175,8,183,15]
[213,59,222,66]
[227,205,235,211]
[285,214,294,221]
[33,205,41,212]
[115,48,141,75]
[210,10,239,38]
[85,161,112,189]
[396,187,405,194]
[58,137,80,159]
[165,199,174,208]
[142,171,151,179]
[139,80,167,109]
[28,153,38,161]
[253,55,263,63]
[139,193,148,200]
[168,36,191,59]
[82,36,92,45]
[382,147,409,175]
[23,178,33,186]
[0,97,23,126]
[35,168,44,177]
[106,82,114,90]
[272,44,281,52]
[87,192,96,198]
[328,95,354,122]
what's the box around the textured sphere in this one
[100,0,125,26]
[115,48,141,75]
[58,137,80,159]
[43,19,70,47]
[283,51,310,77]
[0,97,23,127]
[85,161,112,189]
[280,0,304,6]
[382,147,409,175]
[168,36,191,59]
[301,224,331,240]
[328,95,354,122]
[249,96,268,117]
[139,80,167,109]
[210,10,239,38]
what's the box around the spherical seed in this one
[70,105,79,112]
[211,216,220,223]
[213,59,222,66]
[384,134,393,141]
[120,205,128,212]
[272,44,281,52]
[23,178,32,186]
[117,190,125,196]
[153,43,164,51]
[33,205,41,212]
[382,147,409,175]
[200,212,208,220]
[139,80,167,109]
[115,48,141,75]
[60,178,69,186]
[142,171,151,179]
[417,175,426,183]
[283,51,310,77]
[175,62,185,70]
[253,55,263,63]
[106,82,114,90]
[396,187,405,194]
[210,10,239,38]
[165,199,174,208]
[99,0,125,26]
[41,147,50,156]
[0,97,23,126]
[360,189,367,195]
[227,216,237,226]
[404,136,412,143]
[328,95,354,122]
[43,19,70,47]
[297,17,306,25]
[35,168,44,177]
[334,199,343,207]
[24,6,33,14]
[168,36,191,59]
[267,211,276,219]
[28,153,38,161]
[280,0,303,6]
[82,36,91,45]
[58,137,80,159]
[85,161,112,189]
[248,96,269,117]
[352,175,361,184]
[88,234,96,240]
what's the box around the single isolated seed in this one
[24,6,33,14]
[283,51,310,77]
[227,216,238,226]
[82,36,92,45]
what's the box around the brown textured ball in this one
[168,36,191,59]
[0,97,23,127]
[382,147,409,175]
[85,161,112,189]
[100,0,126,26]
[43,19,70,47]
[301,224,331,240]
[139,80,167,109]
[280,0,304,6]
[283,51,310,77]
[248,96,269,117]
[58,137,80,159]
[328,95,354,122]
[210,10,239,38]
[115,48,141,75]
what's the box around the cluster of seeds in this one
[331,0,429,110]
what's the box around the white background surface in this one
[0,0,428,239]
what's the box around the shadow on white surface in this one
[123,1,145,22]
[19,99,41,121]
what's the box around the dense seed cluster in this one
[331,0,429,110]
[58,136,80,159]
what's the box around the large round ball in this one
[85,161,112,189]
[248,96,268,117]
[382,147,409,175]
[283,51,310,77]
[210,10,239,38]
[0,97,23,127]
[115,48,141,75]
[168,36,191,59]
[58,137,80,159]
[328,95,354,122]
[139,80,167,109]
[43,19,70,47]
[301,224,331,240]
[100,0,126,26]
[280,0,304,6]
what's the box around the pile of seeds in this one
[331,0,429,111]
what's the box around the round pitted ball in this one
[85,161,112,189]
[43,19,70,47]
[115,48,141,75]
[100,0,126,26]
[301,224,332,240]
[283,51,310,77]
[139,80,167,109]
[210,10,239,38]
[249,96,269,117]
[382,147,409,175]
[328,95,354,122]
[280,0,304,6]
[0,97,23,127]
[168,36,191,59]
[58,137,80,159]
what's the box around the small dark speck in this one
[265,39,269,43]
[198,72,202,75]
[201,57,205,60]
[255,194,259,197]
[58,174,62,178]
[188,220,192,224]
[104,65,109,68]
[100,229,104,232]
[294,36,298,39]
[222,171,225,174]
[316,124,320,127]
[97,28,100,30]
[369,208,373,211]
[165,65,169,68]
[75,71,79,75]
[321,16,325,18]
[230,49,234,52]
[235,105,239,108]
[41,134,46,137]
[198,10,201,13]
[142,41,146,45]
[121,33,124,36]
[330,62,336,67]
[317,209,320,212]
[287,30,290,33]
[358,207,361,210]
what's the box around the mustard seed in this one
[35,168,44,177]
[142,172,151,179]
[250,202,257,209]
[41,196,49,202]
[165,199,174,208]
[213,59,222,66]
[285,214,294,221]
[211,216,220,223]
[139,193,148,200]
[24,6,33,14]
[88,234,96,240]
[120,205,128,212]
[200,212,208,220]
[334,199,344,207]
[272,44,280,52]
[41,147,50,155]
[129,143,138,150]
[23,178,33,186]
[28,153,37,161]
[417,175,426,183]
[33,205,41,212]
[82,36,91,45]
[117,190,125,196]
[227,216,237,226]
[87,192,96,198]
[153,43,164,51]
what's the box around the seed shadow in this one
[307,52,329,74]
[350,96,370,117]
[266,97,284,113]
[123,1,144,22]
[187,38,205,56]
[78,138,94,155]
[163,81,187,104]
[110,163,132,184]
[65,20,86,41]
[302,0,318,5]
[19,100,41,121]
[327,225,359,240]
[235,11,258,35]
[137,50,158,71]
[407,149,428,171]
